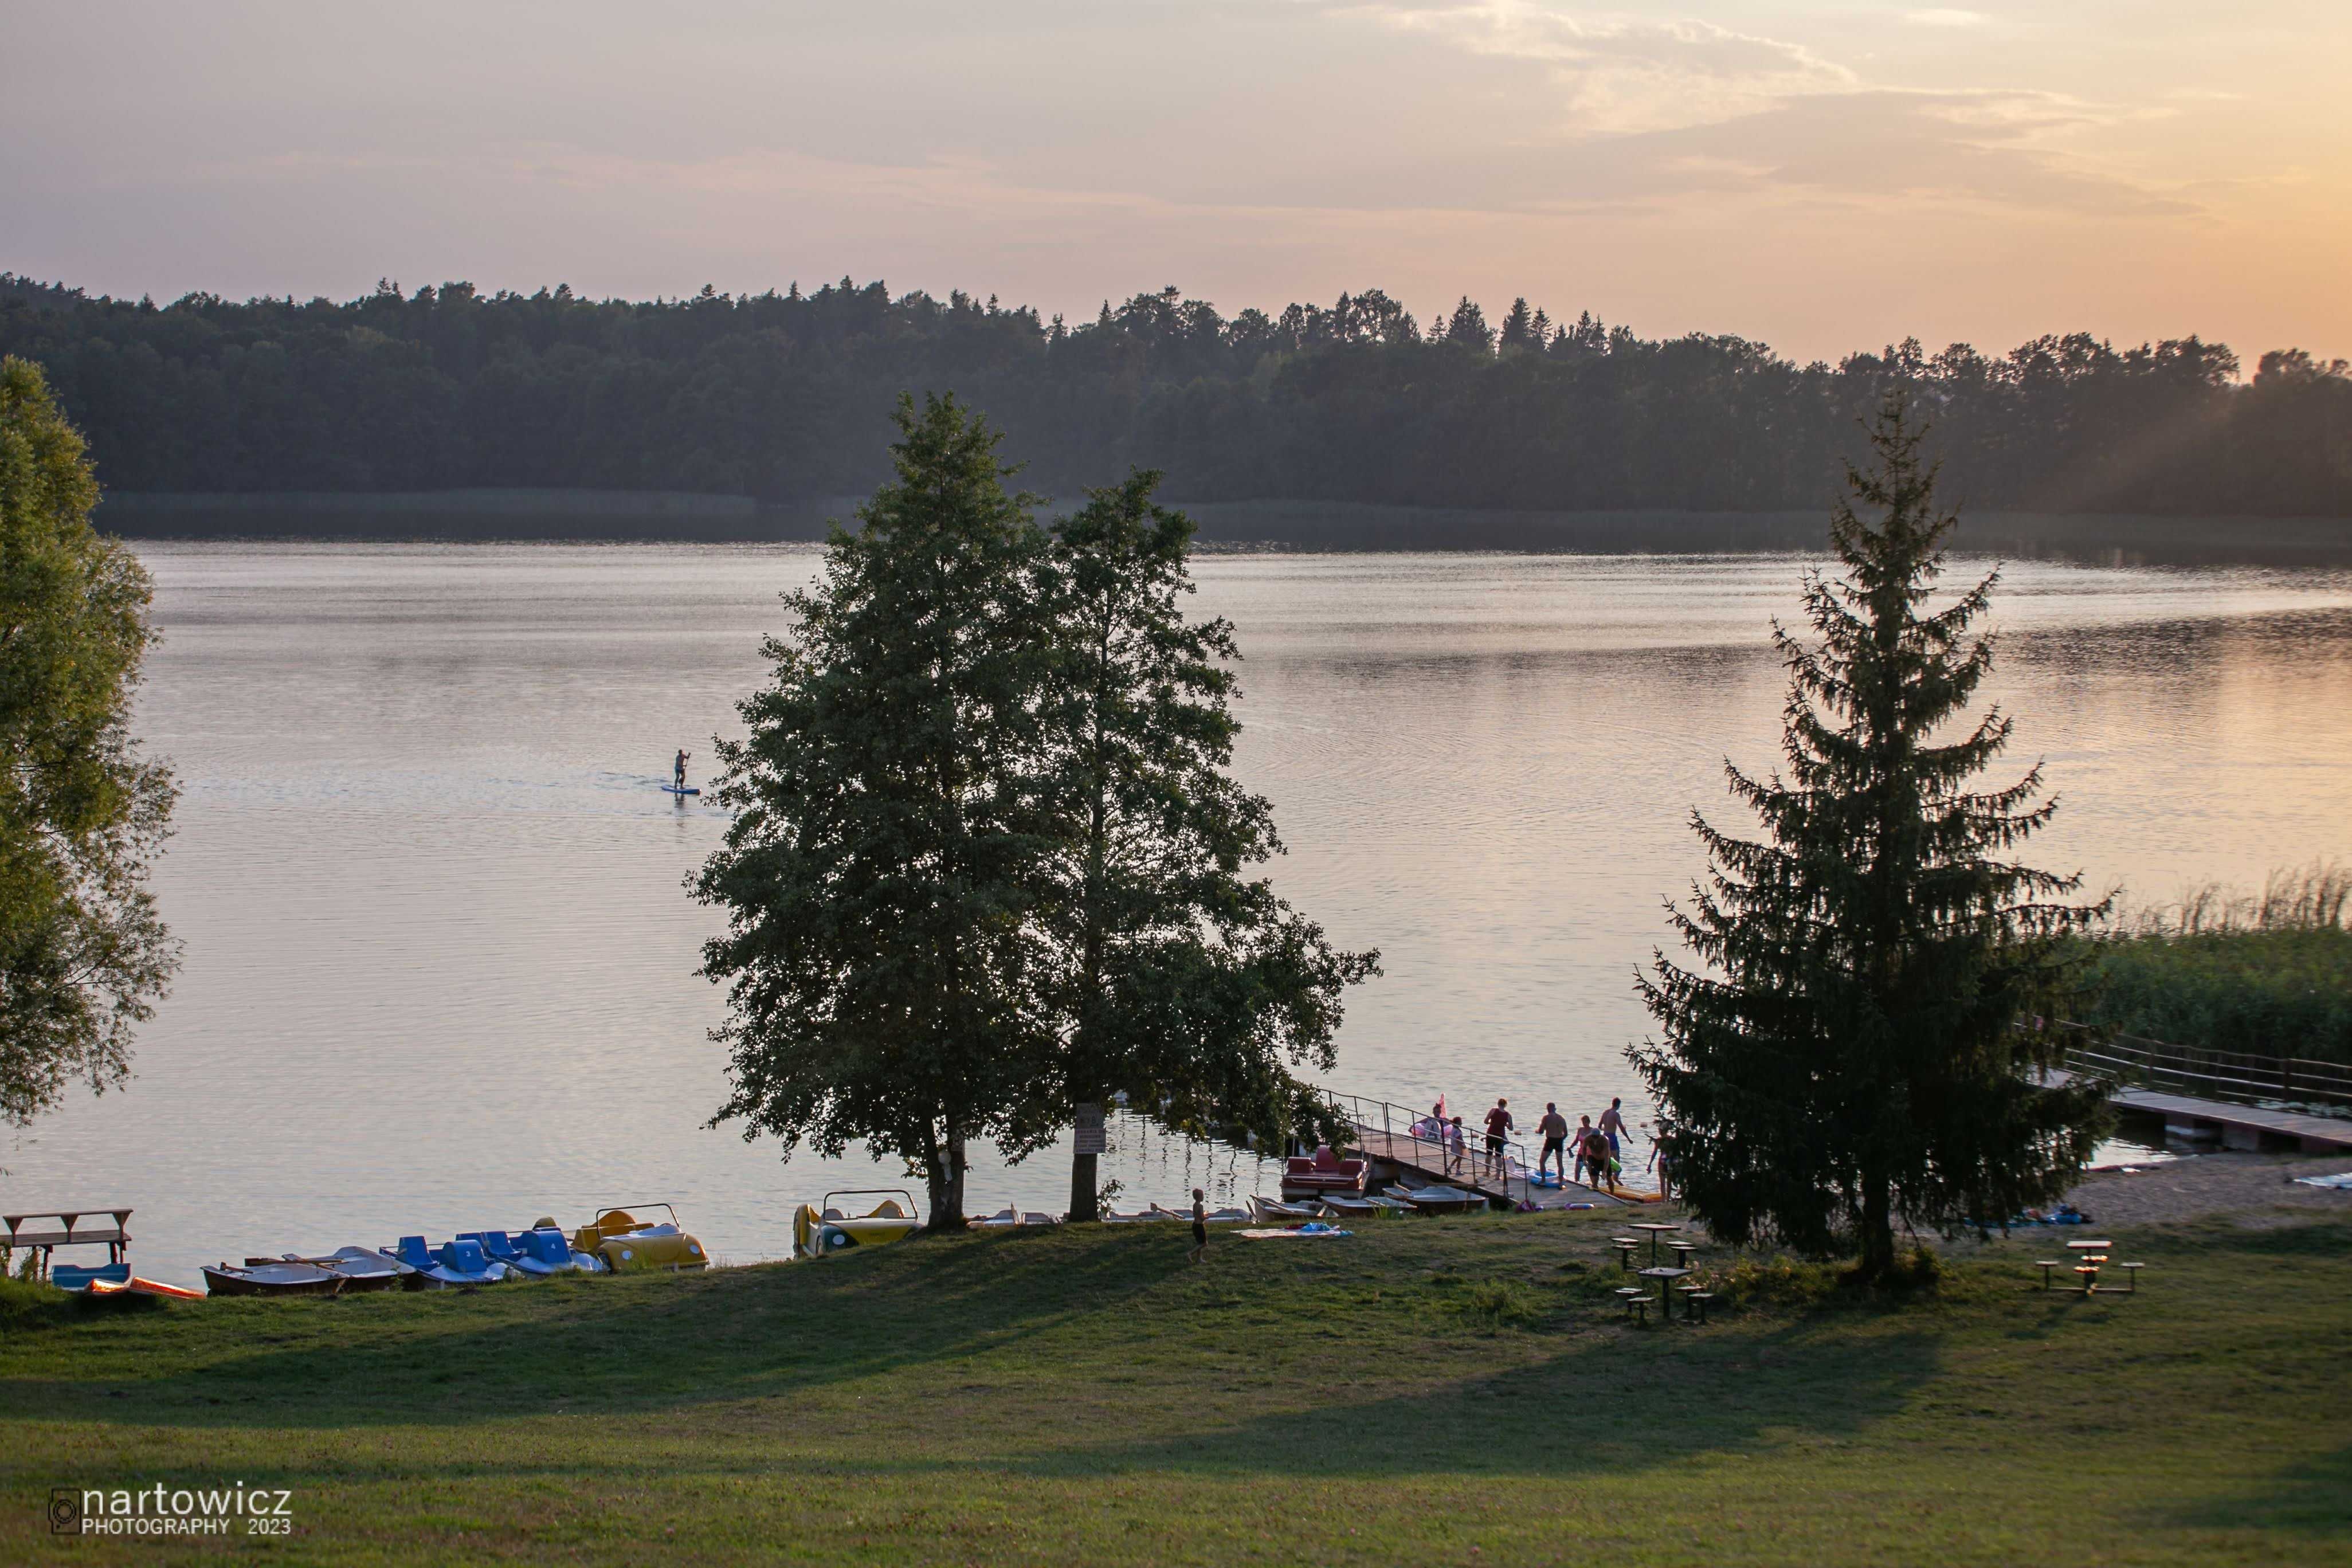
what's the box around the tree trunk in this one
[1068,1089,1101,1224]
[923,1118,970,1233]
[1859,1169,1896,1280]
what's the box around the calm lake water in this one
[8,543,2352,1284]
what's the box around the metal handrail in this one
[2058,1026,2352,1117]
[1308,1088,1536,1210]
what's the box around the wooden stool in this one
[1610,1238,1640,1272]
[1614,1286,1648,1321]
[2117,1262,2144,1293]
[2033,1260,2061,1289]
[2072,1264,2101,1294]
[1679,1287,1716,1324]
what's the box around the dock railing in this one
[1309,1088,1535,1210]
[2059,1027,2352,1118]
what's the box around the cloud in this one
[1330,2,1856,135]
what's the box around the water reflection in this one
[2,544,2347,1284]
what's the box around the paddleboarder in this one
[674,748,691,792]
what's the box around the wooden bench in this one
[1679,1287,1716,1324]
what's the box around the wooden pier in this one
[2048,1069,2352,1153]
[1334,1115,1632,1210]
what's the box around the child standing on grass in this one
[1188,1188,1208,1264]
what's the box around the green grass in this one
[3,1208,2348,1565]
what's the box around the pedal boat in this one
[794,1190,921,1258]
[571,1205,708,1273]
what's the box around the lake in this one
[7,543,2352,1284]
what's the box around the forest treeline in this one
[4,272,2349,515]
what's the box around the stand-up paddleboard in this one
[661,784,700,796]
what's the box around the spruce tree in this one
[1630,393,2108,1277]
[1036,471,1377,1221]
[695,393,1056,1231]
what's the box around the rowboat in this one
[1250,1195,1320,1224]
[1395,1183,1487,1216]
[248,1246,410,1293]
[972,1207,1061,1228]
[1361,1194,1416,1216]
[1318,1194,1381,1220]
[1101,1208,1174,1224]
[203,1260,345,1297]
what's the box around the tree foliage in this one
[0,356,177,1127]
[1036,472,1378,1220]
[1630,394,2108,1277]
[6,273,2346,517]
[693,393,1057,1229]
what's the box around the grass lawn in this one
[3,1205,2347,1565]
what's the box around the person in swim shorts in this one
[1598,1097,1627,1159]
[1537,1102,1569,1181]
[1187,1187,1208,1264]
[674,748,691,790]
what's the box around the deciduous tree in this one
[1035,472,1378,1221]
[695,393,1056,1230]
[0,356,177,1127]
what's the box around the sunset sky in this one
[7,1,2347,365]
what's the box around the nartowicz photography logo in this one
[50,1482,295,1538]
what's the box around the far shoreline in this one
[95,491,2352,567]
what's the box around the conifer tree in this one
[1036,471,1377,1220]
[1496,297,1537,354]
[695,393,1056,1231]
[1630,393,2108,1277]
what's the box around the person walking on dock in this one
[1598,1097,1627,1162]
[1481,1098,1514,1177]
[1537,1102,1569,1182]
[1187,1188,1208,1264]
[1446,1116,1467,1176]
[1571,1114,1596,1183]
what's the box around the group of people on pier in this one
[1414,1093,1671,1198]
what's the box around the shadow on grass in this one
[2169,1442,2352,1537]
[0,1228,1187,1430]
[1013,1319,1943,1480]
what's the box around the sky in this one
[5,1,2347,365]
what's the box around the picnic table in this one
[2065,1238,2114,1293]
[1628,1221,1681,1264]
[1637,1265,1692,1320]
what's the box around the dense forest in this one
[3,272,2349,515]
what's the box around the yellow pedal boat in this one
[569,1204,708,1273]
[793,1190,921,1259]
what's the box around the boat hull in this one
[203,1263,344,1297]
